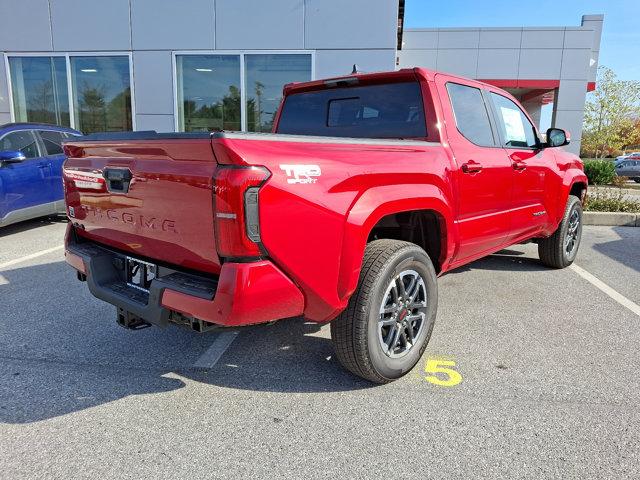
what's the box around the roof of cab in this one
[282,67,507,97]
[283,68,437,95]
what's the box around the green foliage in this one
[581,66,640,158]
[585,188,640,213]
[583,159,615,185]
[182,85,242,131]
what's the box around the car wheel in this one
[330,239,437,384]
[538,195,583,268]
[633,178,640,183]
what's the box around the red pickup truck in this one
[62,68,586,383]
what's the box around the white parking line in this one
[0,245,64,271]
[193,331,240,369]
[571,263,640,317]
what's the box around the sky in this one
[404,0,640,81]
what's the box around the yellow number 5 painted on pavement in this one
[424,358,462,387]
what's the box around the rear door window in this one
[38,130,66,155]
[446,83,495,147]
[277,82,426,139]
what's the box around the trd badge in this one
[279,164,321,184]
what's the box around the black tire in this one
[633,178,640,183]
[330,239,438,384]
[538,195,583,268]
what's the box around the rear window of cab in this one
[276,82,426,139]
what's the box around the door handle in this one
[461,161,483,174]
[512,160,527,171]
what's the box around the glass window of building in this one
[70,56,133,134]
[245,54,311,133]
[8,57,70,126]
[176,55,241,132]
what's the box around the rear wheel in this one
[330,240,437,384]
[538,195,583,268]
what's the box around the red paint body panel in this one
[62,67,586,327]
[479,79,561,90]
[63,140,222,274]
[161,260,304,326]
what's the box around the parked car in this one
[62,68,587,383]
[615,152,640,162]
[0,123,82,227]
[615,159,640,182]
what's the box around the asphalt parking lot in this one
[1,219,639,479]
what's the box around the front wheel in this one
[538,195,583,268]
[330,240,438,384]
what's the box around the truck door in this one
[435,76,513,262]
[0,130,48,220]
[487,92,550,241]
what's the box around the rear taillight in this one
[214,165,271,259]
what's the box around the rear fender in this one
[337,184,453,302]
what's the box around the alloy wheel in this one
[565,208,581,256]
[378,269,428,358]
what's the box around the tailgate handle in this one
[103,168,133,193]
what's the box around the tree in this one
[30,80,54,124]
[78,83,106,134]
[182,86,242,131]
[582,66,640,158]
[253,81,265,131]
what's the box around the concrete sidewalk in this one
[584,211,640,227]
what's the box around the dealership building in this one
[0,0,602,154]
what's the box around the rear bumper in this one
[65,229,305,327]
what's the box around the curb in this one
[584,211,639,227]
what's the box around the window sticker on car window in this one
[500,106,526,143]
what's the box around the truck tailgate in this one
[63,138,221,274]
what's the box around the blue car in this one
[0,123,82,228]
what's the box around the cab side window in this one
[446,83,495,147]
[0,130,40,158]
[490,93,539,149]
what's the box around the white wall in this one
[51,0,132,51]
[1,0,399,130]
[399,15,604,154]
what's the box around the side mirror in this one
[0,150,27,164]
[546,128,570,148]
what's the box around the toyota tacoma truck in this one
[62,68,587,383]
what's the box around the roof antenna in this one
[351,64,359,74]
